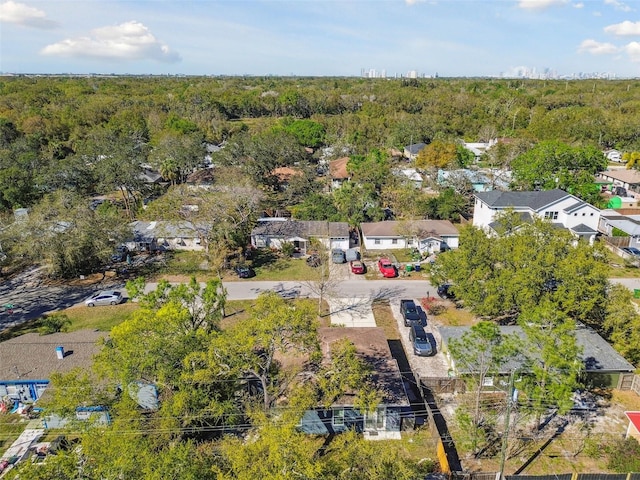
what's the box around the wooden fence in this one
[421,376,467,394]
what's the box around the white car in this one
[85,290,123,307]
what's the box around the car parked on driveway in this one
[437,283,455,300]
[409,324,435,356]
[85,290,123,307]
[332,249,346,264]
[400,299,425,326]
[350,260,365,274]
[378,257,397,278]
[234,265,255,278]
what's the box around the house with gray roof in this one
[473,189,600,243]
[299,327,410,439]
[438,324,635,389]
[251,218,351,254]
[126,220,207,252]
[361,220,459,254]
[598,209,640,251]
[0,330,105,403]
[403,143,427,161]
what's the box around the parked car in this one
[350,260,366,274]
[409,324,435,356]
[331,249,346,264]
[235,265,255,278]
[623,247,640,257]
[85,290,123,307]
[378,257,397,278]
[437,283,455,300]
[400,299,425,326]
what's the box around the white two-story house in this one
[472,189,600,243]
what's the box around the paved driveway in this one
[327,297,376,327]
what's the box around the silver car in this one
[85,290,123,307]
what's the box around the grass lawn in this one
[222,298,331,331]
[0,414,28,454]
[0,303,139,341]
[371,300,399,340]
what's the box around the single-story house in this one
[438,168,511,193]
[138,168,164,185]
[329,157,350,190]
[403,143,427,161]
[185,168,215,190]
[625,411,640,441]
[299,327,410,440]
[0,330,106,403]
[251,218,351,254]
[598,209,640,250]
[473,189,601,244]
[604,149,623,163]
[126,220,207,252]
[598,170,640,195]
[439,324,636,390]
[361,220,460,253]
[397,168,423,189]
[271,166,303,189]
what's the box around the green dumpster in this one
[405,264,413,272]
[634,289,640,299]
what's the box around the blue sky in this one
[1,0,640,77]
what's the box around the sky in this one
[1,0,640,78]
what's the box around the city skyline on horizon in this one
[2,0,640,79]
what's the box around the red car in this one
[377,258,397,278]
[350,260,366,274]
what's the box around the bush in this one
[421,297,445,316]
[39,313,71,335]
[607,437,640,472]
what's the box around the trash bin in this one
[405,264,413,272]
[414,264,421,272]
[634,289,640,299]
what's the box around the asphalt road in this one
[2,270,639,331]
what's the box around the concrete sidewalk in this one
[328,297,376,327]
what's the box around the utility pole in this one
[499,370,516,478]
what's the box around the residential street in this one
[2,271,639,331]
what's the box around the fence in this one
[445,473,640,480]
[421,376,467,394]
[631,375,640,396]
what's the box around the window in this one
[374,239,381,245]
[332,408,345,427]
[590,213,594,216]
[407,239,414,245]
[483,377,494,387]
[391,239,398,245]
[582,213,586,216]
[544,211,558,220]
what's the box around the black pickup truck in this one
[400,299,424,326]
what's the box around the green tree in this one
[149,131,206,184]
[7,190,131,278]
[282,118,326,148]
[432,219,608,326]
[510,141,607,202]
[604,284,640,366]
[519,300,582,428]
[210,292,319,410]
[449,321,521,453]
[290,193,340,221]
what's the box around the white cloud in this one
[41,21,181,63]
[604,20,640,36]
[577,39,619,54]
[604,0,632,12]
[0,0,57,29]
[573,2,584,8]
[623,41,640,62]
[517,0,568,10]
